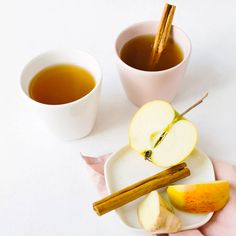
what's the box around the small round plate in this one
[104,145,215,234]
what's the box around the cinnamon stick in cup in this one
[115,21,191,106]
[150,3,176,68]
[93,162,190,216]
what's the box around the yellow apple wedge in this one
[129,100,198,167]
[137,191,181,233]
[167,181,230,213]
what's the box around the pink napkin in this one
[82,153,111,197]
[81,153,236,236]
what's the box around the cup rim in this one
[115,20,192,74]
[19,49,102,108]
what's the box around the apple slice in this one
[137,191,181,233]
[129,100,198,167]
[167,181,230,213]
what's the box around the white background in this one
[0,0,236,235]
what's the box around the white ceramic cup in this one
[115,21,191,107]
[20,49,102,140]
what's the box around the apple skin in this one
[167,181,230,213]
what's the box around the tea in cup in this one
[20,49,102,140]
[115,21,191,106]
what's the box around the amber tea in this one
[29,64,95,105]
[120,35,183,71]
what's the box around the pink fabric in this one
[81,153,111,197]
[81,154,236,236]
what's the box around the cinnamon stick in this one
[93,162,190,216]
[150,3,176,68]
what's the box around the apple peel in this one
[167,180,230,213]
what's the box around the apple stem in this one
[179,93,208,117]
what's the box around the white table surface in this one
[0,0,236,235]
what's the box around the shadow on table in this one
[174,58,228,103]
[90,94,137,136]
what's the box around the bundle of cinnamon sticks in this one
[93,162,190,216]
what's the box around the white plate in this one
[104,145,215,233]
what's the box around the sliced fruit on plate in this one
[167,180,230,213]
[129,100,198,167]
[137,190,181,233]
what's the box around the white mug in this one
[20,49,102,140]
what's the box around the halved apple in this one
[167,181,230,213]
[129,100,198,167]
